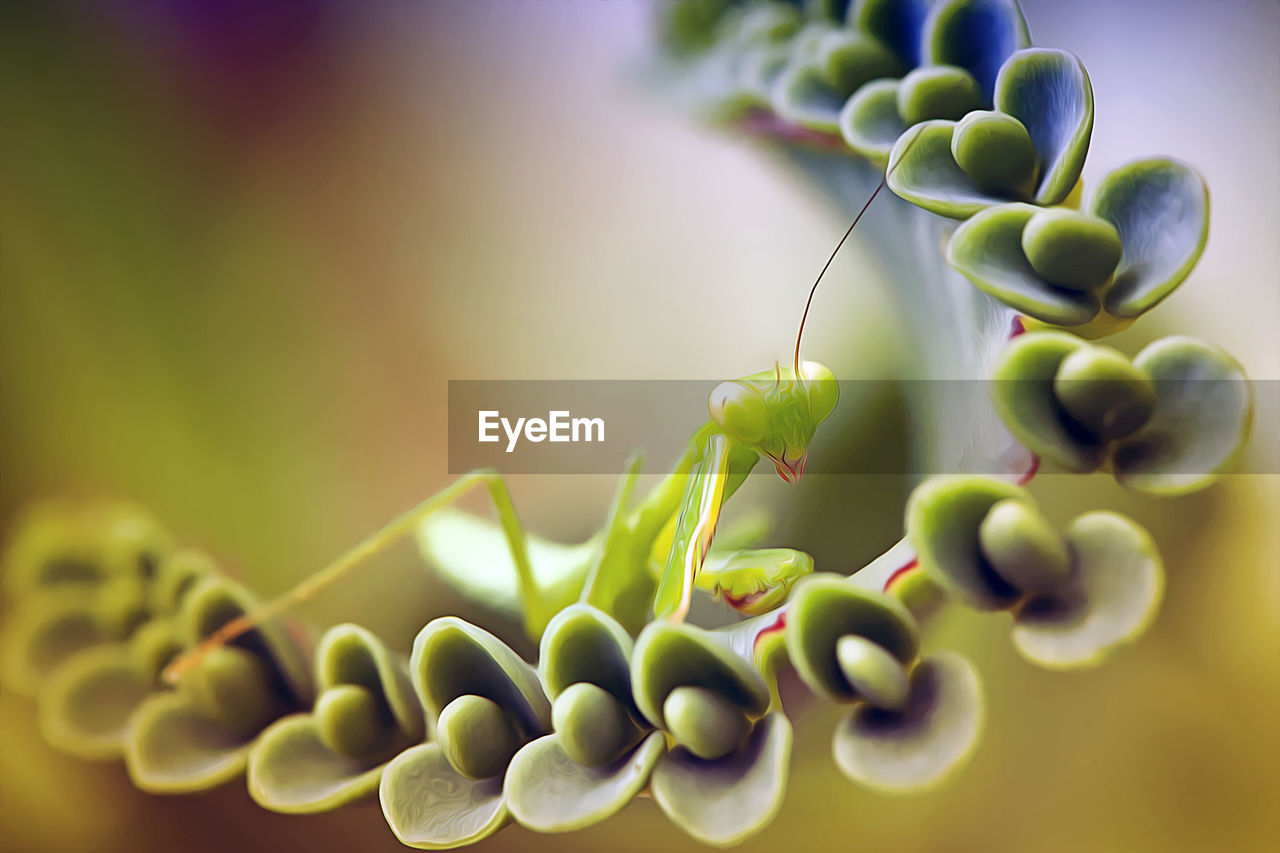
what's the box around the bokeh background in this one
[1,1,1277,851]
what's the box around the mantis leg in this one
[578,453,664,632]
[580,453,643,604]
[164,470,543,683]
[695,547,814,614]
[653,432,732,622]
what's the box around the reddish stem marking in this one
[882,557,920,592]
[752,610,788,655]
[1010,315,1027,338]
[738,109,846,150]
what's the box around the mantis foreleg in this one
[653,432,732,622]
[695,547,813,614]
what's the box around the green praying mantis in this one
[164,142,913,683]
[165,359,836,683]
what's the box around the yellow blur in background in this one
[1,2,1276,852]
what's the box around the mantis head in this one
[708,360,838,483]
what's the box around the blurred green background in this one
[1,1,1276,851]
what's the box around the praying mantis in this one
[165,359,836,679]
[164,136,915,682]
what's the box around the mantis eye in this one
[709,381,768,444]
[802,361,839,422]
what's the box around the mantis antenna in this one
[793,129,923,379]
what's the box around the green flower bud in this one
[1022,208,1124,291]
[774,31,905,132]
[180,645,280,739]
[631,621,769,736]
[978,498,1071,593]
[315,683,390,760]
[928,0,1031,101]
[437,694,522,780]
[832,653,983,792]
[907,476,1027,609]
[663,685,750,761]
[825,32,906,97]
[129,618,183,684]
[786,576,919,703]
[553,682,641,768]
[889,48,1092,218]
[835,635,910,710]
[1053,344,1157,440]
[247,623,420,815]
[897,65,983,125]
[952,110,1038,197]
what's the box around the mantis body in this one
[164,133,916,680]
[167,360,837,679]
